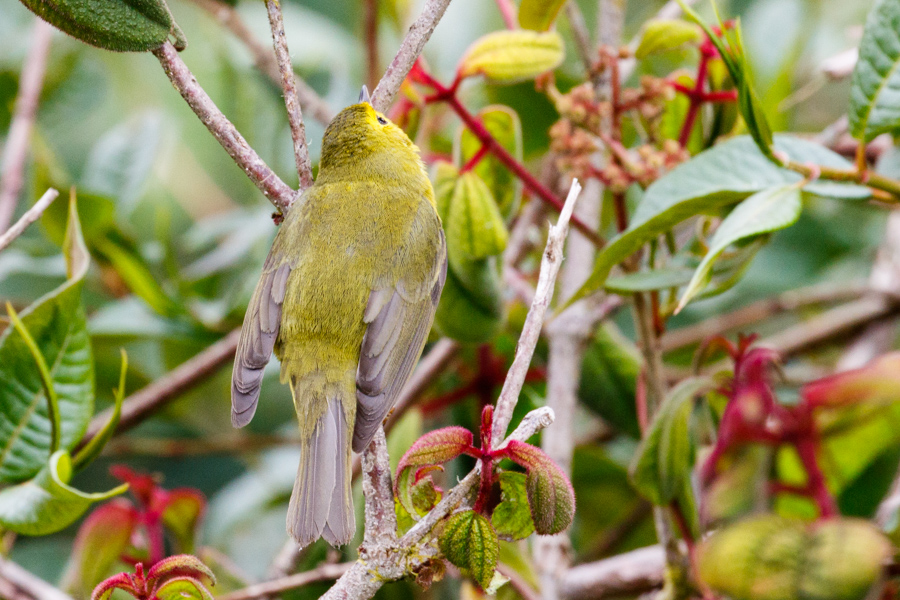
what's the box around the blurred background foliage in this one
[0,0,890,596]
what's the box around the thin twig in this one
[151,42,297,212]
[371,0,454,112]
[79,329,241,447]
[0,188,58,252]
[364,0,380,91]
[560,545,664,599]
[0,557,75,600]
[564,1,596,79]
[0,19,53,233]
[266,0,314,190]
[216,563,351,600]
[492,179,583,443]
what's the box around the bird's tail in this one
[287,393,355,548]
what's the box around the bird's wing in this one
[231,247,294,428]
[354,223,447,452]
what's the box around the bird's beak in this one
[358,85,371,104]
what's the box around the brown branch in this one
[216,563,351,600]
[364,0,380,92]
[79,328,240,447]
[151,42,297,212]
[188,0,335,126]
[0,188,58,252]
[370,0,453,112]
[560,546,664,600]
[0,557,75,600]
[266,0,314,190]
[0,19,53,233]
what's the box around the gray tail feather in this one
[287,398,355,548]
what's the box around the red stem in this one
[669,499,695,555]
[146,514,165,565]
[677,47,711,148]
[794,438,838,519]
[612,192,628,233]
[461,144,490,173]
[494,0,517,29]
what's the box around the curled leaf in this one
[635,19,703,58]
[446,172,509,261]
[439,510,500,589]
[459,30,564,84]
[504,441,575,535]
[491,471,535,540]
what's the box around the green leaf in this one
[678,185,803,311]
[18,0,186,52]
[94,235,179,317]
[849,0,900,143]
[72,350,127,471]
[517,0,566,31]
[61,499,138,598]
[155,578,215,600]
[434,258,504,343]
[0,194,94,483]
[635,19,703,58]
[0,450,128,535]
[568,135,871,305]
[491,471,535,540]
[433,161,459,223]
[630,377,711,507]
[579,325,641,438]
[457,106,522,218]
[505,441,576,535]
[459,30,564,84]
[161,489,206,553]
[439,510,500,590]
[446,172,509,261]
[697,515,891,600]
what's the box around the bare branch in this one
[79,328,240,447]
[560,545,664,599]
[492,179,583,443]
[151,42,297,212]
[216,563,351,600]
[371,0,454,112]
[0,557,75,600]
[361,428,399,549]
[0,188,58,252]
[266,0,314,190]
[0,19,53,233]
[189,0,335,126]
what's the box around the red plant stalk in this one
[494,0,517,29]
[793,437,838,519]
[677,42,713,148]
[473,406,495,514]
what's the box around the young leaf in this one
[395,427,474,495]
[439,510,500,590]
[0,450,128,535]
[433,161,460,223]
[161,488,206,553]
[61,499,138,598]
[155,577,215,600]
[433,258,504,343]
[491,471,535,540]
[73,350,128,471]
[446,172,509,261]
[677,184,803,311]
[697,515,891,600]
[18,0,187,52]
[504,441,575,535]
[148,554,217,583]
[566,135,870,306]
[0,194,94,483]
[458,31,564,84]
[517,0,566,31]
[849,0,900,143]
[635,19,703,58]
[629,377,712,506]
[457,106,523,219]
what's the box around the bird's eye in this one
[377,116,387,125]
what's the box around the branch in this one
[216,563,351,600]
[370,0,454,112]
[492,179,583,442]
[79,328,240,447]
[266,0,314,190]
[0,19,53,233]
[151,42,297,212]
[188,0,335,125]
[0,557,75,600]
[560,546,664,599]
[0,188,58,252]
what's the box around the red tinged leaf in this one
[91,571,139,600]
[63,499,138,598]
[395,426,476,493]
[802,352,900,409]
[503,441,575,535]
[160,488,206,553]
[147,554,216,584]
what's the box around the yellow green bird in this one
[231,88,446,548]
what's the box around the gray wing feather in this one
[354,230,447,452]
[231,256,292,428]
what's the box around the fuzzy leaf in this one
[459,30,564,84]
[849,0,900,142]
[439,510,500,590]
[505,441,575,535]
[148,554,216,584]
[517,0,566,31]
[161,489,206,554]
[18,0,186,52]
[491,471,535,540]
[567,135,871,306]
[156,577,215,600]
[410,473,440,515]
[0,450,128,535]
[457,106,522,219]
[0,195,93,483]
[446,172,509,261]
[678,184,803,311]
[395,427,474,499]
[635,19,703,58]
[697,515,891,600]
[433,161,459,223]
[802,352,900,409]
[62,499,138,598]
